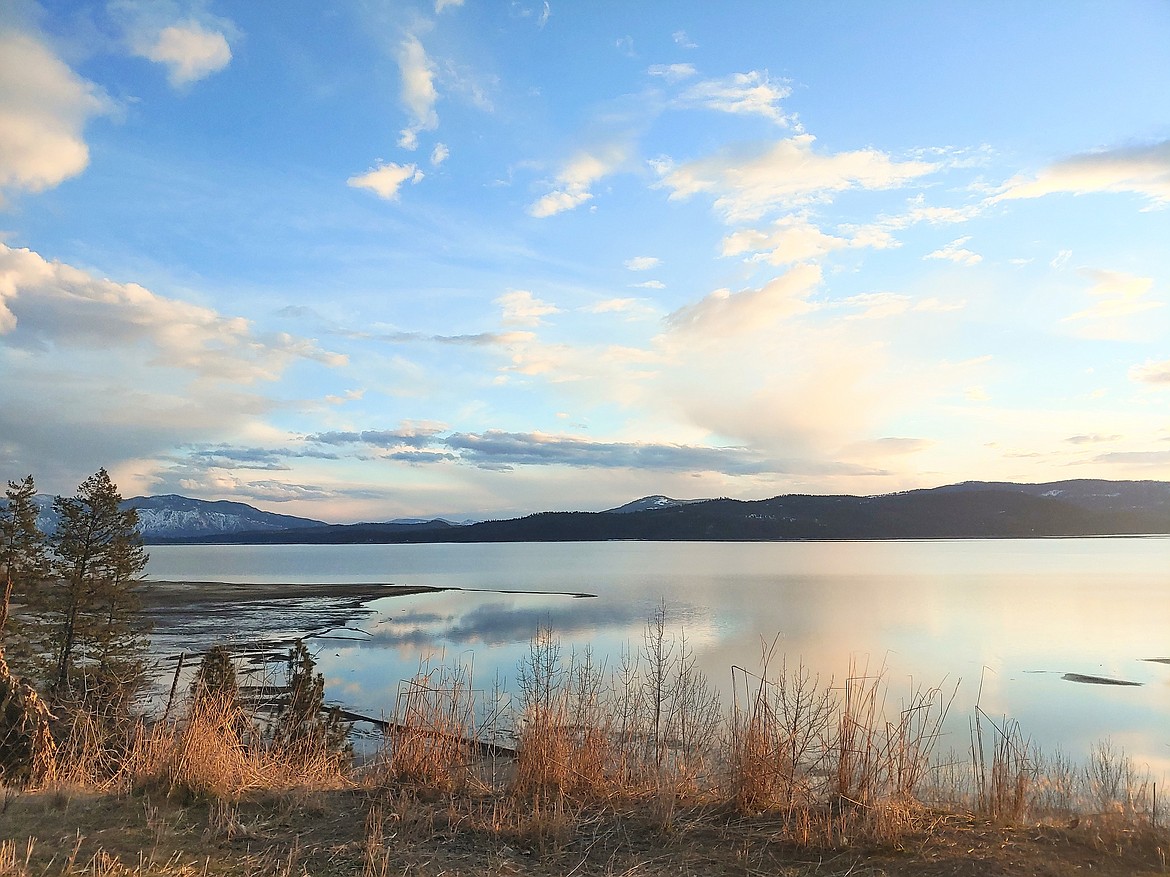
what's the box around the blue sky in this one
[2,1,1169,521]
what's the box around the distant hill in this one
[149,479,1170,545]
[605,495,707,514]
[16,493,327,540]
[124,495,327,539]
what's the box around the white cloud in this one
[1129,359,1170,385]
[667,263,821,337]
[840,293,965,320]
[586,298,639,314]
[435,0,463,11]
[995,140,1170,206]
[631,280,665,289]
[842,293,912,320]
[0,243,355,495]
[138,20,232,86]
[1050,249,1073,269]
[965,386,990,402]
[647,63,697,82]
[655,134,938,223]
[347,162,423,200]
[624,256,660,271]
[672,30,697,49]
[528,189,591,217]
[396,35,439,150]
[496,289,560,326]
[1065,268,1161,339]
[529,148,625,218]
[0,29,110,201]
[722,216,846,266]
[924,236,982,266]
[538,2,550,28]
[430,142,449,167]
[677,71,797,127]
[877,193,982,229]
[0,243,345,380]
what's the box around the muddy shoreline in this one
[140,579,445,607]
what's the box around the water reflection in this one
[146,539,1170,778]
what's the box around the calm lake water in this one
[145,538,1170,776]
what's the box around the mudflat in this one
[139,580,443,607]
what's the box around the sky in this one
[1,1,1169,523]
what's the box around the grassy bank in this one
[2,613,1168,875]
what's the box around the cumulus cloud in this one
[0,29,110,201]
[0,243,345,381]
[529,148,625,217]
[677,71,797,127]
[496,289,560,326]
[396,35,439,150]
[924,236,982,266]
[347,162,423,199]
[667,263,821,337]
[624,256,660,271]
[136,20,232,86]
[0,245,346,493]
[722,217,847,265]
[430,142,449,166]
[655,134,938,223]
[995,140,1170,206]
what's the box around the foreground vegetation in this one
[2,471,1168,874]
[1,620,1167,875]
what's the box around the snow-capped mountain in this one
[604,495,709,514]
[14,494,326,540]
[125,495,327,538]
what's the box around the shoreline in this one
[139,579,445,607]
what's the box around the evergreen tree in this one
[42,469,150,706]
[0,476,49,640]
[273,639,352,761]
[191,644,239,708]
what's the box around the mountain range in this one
[114,479,1170,544]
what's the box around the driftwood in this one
[334,708,516,758]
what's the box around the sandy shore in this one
[140,579,445,607]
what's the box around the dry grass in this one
[0,619,1167,874]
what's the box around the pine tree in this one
[0,476,49,640]
[272,639,352,762]
[43,469,150,707]
[191,644,239,708]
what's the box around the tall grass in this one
[2,607,1166,861]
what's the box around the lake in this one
[144,538,1170,778]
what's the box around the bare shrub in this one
[971,707,1035,823]
[380,660,478,789]
[727,640,834,813]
